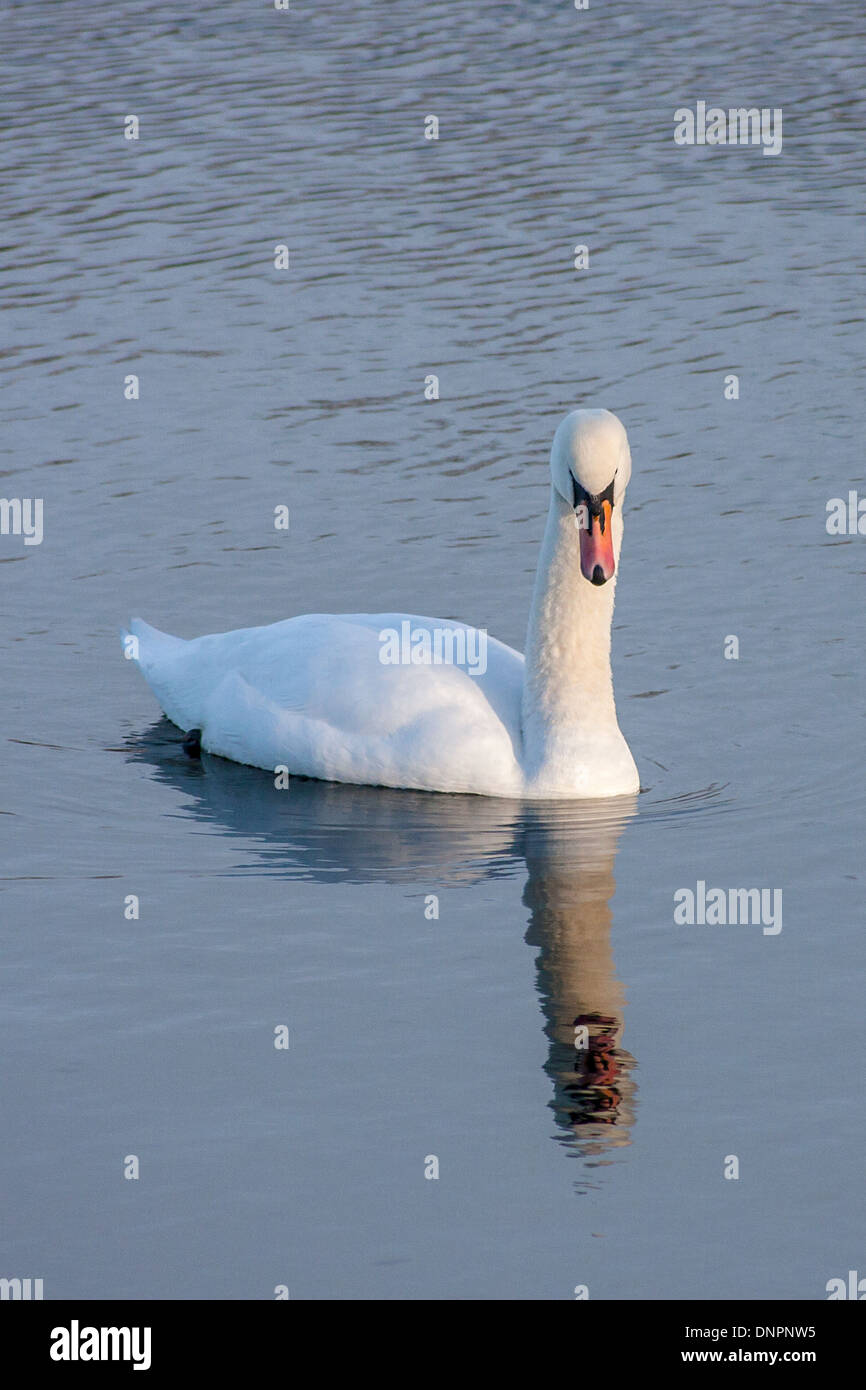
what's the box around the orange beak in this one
[578,499,615,585]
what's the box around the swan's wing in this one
[124,613,525,795]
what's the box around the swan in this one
[123,408,640,799]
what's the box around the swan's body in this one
[124,409,640,799]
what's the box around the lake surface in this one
[1,0,864,1299]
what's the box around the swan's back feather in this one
[124,613,525,796]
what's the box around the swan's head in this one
[550,408,632,586]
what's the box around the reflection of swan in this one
[523,806,638,1161]
[126,726,639,1165]
[123,409,639,798]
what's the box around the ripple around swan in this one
[122,722,742,884]
[123,714,866,884]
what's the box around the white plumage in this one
[124,409,640,799]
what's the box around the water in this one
[1,0,864,1299]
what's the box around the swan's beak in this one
[577,499,615,586]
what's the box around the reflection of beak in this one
[578,499,615,585]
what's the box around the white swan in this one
[124,408,639,799]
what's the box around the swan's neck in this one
[521,488,622,779]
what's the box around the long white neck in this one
[520,487,624,783]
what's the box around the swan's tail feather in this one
[121,619,198,731]
[125,617,187,655]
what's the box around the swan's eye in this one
[571,475,616,529]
